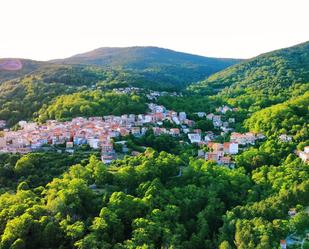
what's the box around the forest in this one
[0,41,308,248]
[0,139,308,248]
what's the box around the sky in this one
[1,0,309,61]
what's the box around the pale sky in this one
[1,0,309,61]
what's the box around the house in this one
[152,113,164,122]
[101,154,116,164]
[205,152,220,161]
[115,141,129,153]
[88,138,100,149]
[188,133,201,143]
[228,118,235,123]
[0,120,6,129]
[288,208,297,217]
[195,112,206,118]
[184,119,195,127]
[0,137,6,148]
[280,240,286,249]
[101,142,116,164]
[153,127,164,136]
[66,141,74,148]
[230,132,256,145]
[179,112,187,121]
[141,127,148,135]
[220,156,231,165]
[206,113,214,120]
[193,129,202,134]
[143,115,153,123]
[102,142,114,153]
[131,127,141,137]
[298,146,309,164]
[154,105,165,113]
[223,142,239,154]
[279,134,292,142]
[131,151,141,156]
[172,116,180,125]
[170,128,180,136]
[204,135,212,142]
[197,149,205,158]
[208,142,223,152]
[216,105,232,114]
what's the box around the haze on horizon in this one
[1,0,309,61]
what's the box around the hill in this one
[0,59,46,83]
[190,41,309,110]
[53,46,241,89]
[245,92,309,140]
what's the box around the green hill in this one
[190,41,309,110]
[0,59,46,83]
[53,46,241,89]
[245,92,309,139]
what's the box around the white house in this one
[223,142,239,154]
[179,112,187,121]
[188,133,201,143]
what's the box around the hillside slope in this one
[53,46,241,89]
[0,59,46,83]
[190,41,309,109]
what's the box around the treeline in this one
[0,149,252,249]
[189,41,309,111]
[0,142,308,248]
[0,77,75,126]
[0,152,92,191]
[245,92,309,140]
[37,91,148,122]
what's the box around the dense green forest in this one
[0,42,309,248]
[53,46,240,89]
[245,92,309,139]
[0,77,76,126]
[0,142,308,248]
[0,59,44,83]
[37,91,147,122]
[190,41,309,110]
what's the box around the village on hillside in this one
[0,99,270,166]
